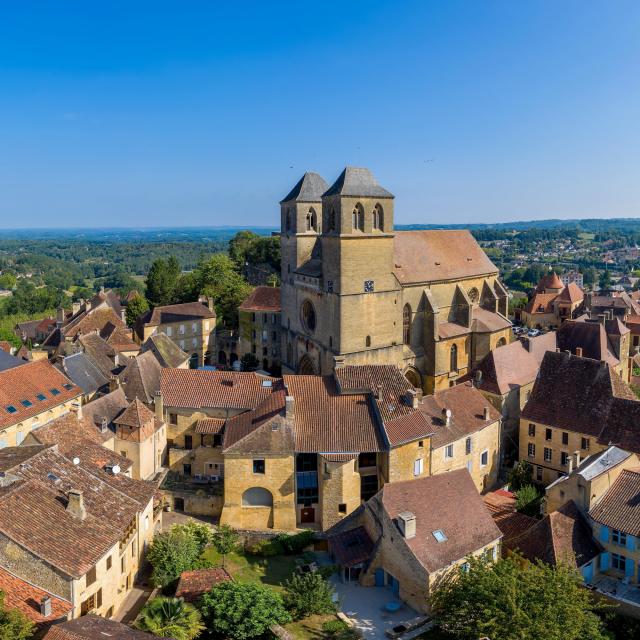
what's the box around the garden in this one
[136,521,359,640]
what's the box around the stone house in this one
[0,360,82,448]
[238,286,281,374]
[520,351,640,486]
[135,299,216,368]
[0,444,158,627]
[521,272,584,330]
[328,469,502,613]
[280,168,511,393]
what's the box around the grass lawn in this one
[283,614,341,639]
[201,547,302,592]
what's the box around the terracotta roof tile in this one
[195,418,226,435]
[558,282,584,303]
[239,286,281,312]
[328,526,375,567]
[471,307,511,333]
[43,614,169,639]
[145,301,216,326]
[524,292,557,315]
[589,469,640,536]
[175,567,232,602]
[483,490,537,543]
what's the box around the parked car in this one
[527,329,541,337]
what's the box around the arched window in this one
[373,203,384,230]
[468,287,479,303]
[352,203,364,231]
[366,335,371,347]
[403,304,412,345]
[450,344,458,372]
[301,300,317,333]
[496,337,507,348]
[306,207,317,232]
[242,487,273,507]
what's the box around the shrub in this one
[275,530,315,555]
[135,596,204,640]
[516,484,541,517]
[245,539,282,557]
[508,460,533,491]
[322,619,360,639]
[283,571,336,620]
[200,582,290,640]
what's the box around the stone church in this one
[280,167,511,392]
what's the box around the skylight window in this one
[50,388,61,396]
[5,406,17,414]
[432,529,448,543]
[262,380,272,388]
[21,400,33,408]
[62,383,73,391]
[36,393,46,401]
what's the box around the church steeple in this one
[280,172,329,236]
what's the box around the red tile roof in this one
[239,286,281,312]
[114,398,158,442]
[175,567,232,602]
[328,526,375,567]
[589,469,640,536]
[557,281,584,303]
[0,360,81,428]
[524,292,557,315]
[160,369,280,410]
[145,301,216,326]
[483,490,537,544]
[195,418,226,434]
[43,614,169,639]
[0,566,71,629]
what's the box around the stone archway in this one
[404,367,422,389]
[298,354,317,375]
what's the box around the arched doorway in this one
[404,367,421,389]
[241,487,274,529]
[298,354,316,375]
[218,351,227,366]
[229,352,238,365]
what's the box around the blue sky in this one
[1,1,639,228]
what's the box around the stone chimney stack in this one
[406,388,419,409]
[154,391,164,421]
[285,395,295,419]
[397,511,416,539]
[576,347,583,358]
[66,490,87,520]
[573,450,581,469]
[483,406,490,421]
[40,596,52,617]
[71,301,81,315]
[56,307,65,327]
[442,408,451,425]
[100,416,108,434]
[333,355,345,369]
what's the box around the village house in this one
[280,168,511,392]
[238,285,282,374]
[520,272,584,330]
[135,298,216,368]
[327,469,502,613]
[0,444,158,628]
[0,360,82,448]
[520,350,640,486]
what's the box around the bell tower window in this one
[306,207,317,232]
[403,304,411,345]
[450,344,458,372]
[352,203,364,232]
[373,203,383,230]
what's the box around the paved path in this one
[114,585,157,624]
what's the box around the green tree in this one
[200,582,291,640]
[0,591,34,640]
[147,527,202,589]
[0,273,17,290]
[515,484,541,517]
[229,230,260,268]
[135,597,204,640]
[192,254,252,328]
[599,269,612,290]
[211,524,239,568]
[146,256,181,307]
[508,460,533,491]
[431,555,607,640]
[125,293,150,326]
[240,353,259,372]
[283,571,336,620]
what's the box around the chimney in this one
[333,355,345,369]
[573,450,581,469]
[375,384,383,400]
[113,353,119,367]
[575,347,583,358]
[474,370,483,386]
[70,401,83,420]
[154,391,164,421]
[406,388,419,409]
[56,307,65,327]
[109,376,120,393]
[397,511,416,539]
[121,309,127,323]
[566,456,574,474]
[66,489,86,520]
[71,301,81,315]
[207,296,215,312]
[442,408,451,425]
[40,596,52,617]
[483,406,490,420]
[100,416,108,434]
[285,395,295,419]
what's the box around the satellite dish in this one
[72,457,80,465]
[445,409,452,418]
[112,464,121,475]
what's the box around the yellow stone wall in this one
[7,399,80,448]
[387,439,430,484]
[142,316,216,367]
[115,423,166,480]
[318,457,362,530]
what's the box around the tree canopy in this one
[0,591,34,640]
[135,596,203,640]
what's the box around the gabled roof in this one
[556,320,619,367]
[328,526,375,567]
[142,301,216,327]
[141,331,189,368]
[508,501,601,568]
[175,567,232,602]
[43,614,170,640]
[393,230,498,284]
[239,286,281,312]
[119,350,162,404]
[590,469,640,536]
[557,281,584,303]
[574,446,631,482]
[114,398,159,442]
[77,332,126,377]
[280,172,329,203]
[377,469,502,573]
[62,352,110,395]
[524,292,557,315]
[323,167,393,199]
[82,387,129,431]
[0,348,25,372]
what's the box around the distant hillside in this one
[395,218,640,232]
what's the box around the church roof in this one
[323,167,394,199]
[280,172,329,203]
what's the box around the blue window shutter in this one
[600,526,610,543]
[600,552,610,571]
[627,535,635,552]
[626,558,635,577]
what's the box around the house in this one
[140,331,190,369]
[135,299,216,368]
[61,352,110,400]
[0,444,158,624]
[520,351,640,485]
[0,359,82,448]
[117,350,163,405]
[521,272,584,330]
[328,470,502,613]
[560,271,584,289]
[175,567,232,602]
[280,168,511,392]
[238,286,281,374]
[43,614,169,639]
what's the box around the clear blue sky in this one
[1,1,639,228]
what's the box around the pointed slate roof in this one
[280,172,329,203]
[323,167,394,198]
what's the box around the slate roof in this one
[393,230,498,284]
[15,319,44,341]
[323,167,394,198]
[141,332,190,368]
[0,348,26,372]
[522,351,640,448]
[573,446,632,481]
[416,382,500,449]
[160,369,281,410]
[61,352,110,395]
[239,286,281,312]
[377,470,502,573]
[142,301,216,327]
[0,360,81,428]
[281,172,329,203]
[119,350,162,403]
[590,469,640,536]
[43,614,169,639]
[508,501,601,568]
[0,566,72,630]
[175,567,232,602]
[76,332,126,377]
